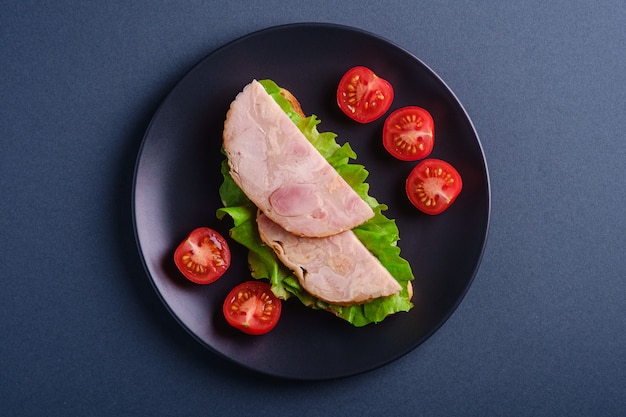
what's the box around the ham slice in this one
[257,212,402,305]
[223,80,374,237]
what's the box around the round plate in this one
[133,23,490,380]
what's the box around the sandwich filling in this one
[223,80,374,238]
[257,212,401,305]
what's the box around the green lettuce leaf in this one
[216,79,414,326]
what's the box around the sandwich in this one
[217,79,414,326]
[257,211,402,305]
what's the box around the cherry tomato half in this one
[337,66,394,123]
[173,227,231,284]
[383,106,435,161]
[406,159,463,215]
[223,281,282,335]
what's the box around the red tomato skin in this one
[406,159,463,215]
[383,106,435,161]
[336,66,394,123]
[173,227,231,284]
[223,281,282,335]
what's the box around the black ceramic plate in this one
[133,23,490,380]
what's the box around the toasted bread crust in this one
[279,88,305,117]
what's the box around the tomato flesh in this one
[383,106,434,161]
[406,159,463,215]
[223,281,282,335]
[173,227,231,284]
[337,66,394,123]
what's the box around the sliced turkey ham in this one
[222,80,374,237]
[257,212,402,305]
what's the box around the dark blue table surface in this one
[2,1,625,416]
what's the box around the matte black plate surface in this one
[133,23,490,380]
